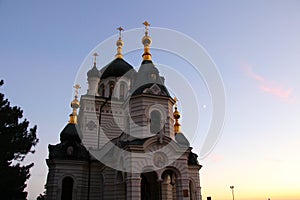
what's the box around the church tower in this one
[45,22,202,200]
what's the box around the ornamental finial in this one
[173,97,181,134]
[115,26,124,59]
[73,84,81,99]
[143,21,150,36]
[93,52,98,66]
[174,97,178,106]
[69,84,81,124]
[117,26,124,39]
[142,21,152,61]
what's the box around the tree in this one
[36,193,45,200]
[0,80,39,199]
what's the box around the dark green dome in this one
[131,60,169,96]
[48,123,89,160]
[138,60,159,75]
[100,58,134,79]
[60,123,82,143]
[175,133,190,147]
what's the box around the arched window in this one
[141,171,159,200]
[109,82,115,97]
[120,83,125,99]
[150,110,161,134]
[189,180,196,200]
[115,171,126,199]
[61,177,74,200]
[99,84,105,97]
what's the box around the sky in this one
[1,1,300,200]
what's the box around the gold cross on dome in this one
[143,21,150,35]
[117,26,124,39]
[174,97,178,106]
[93,52,98,64]
[143,21,150,28]
[73,84,81,98]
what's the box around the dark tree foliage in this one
[36,193,45,200]
[0,80,39,200]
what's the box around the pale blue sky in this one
[1,1,300,199]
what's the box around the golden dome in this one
[173,106,181,120]
[71,98,80,109]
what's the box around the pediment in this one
[143,84,167,95]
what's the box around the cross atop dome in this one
[93,52,98,66]
[115,26,124,59]
[143,21,150,36]
[117,26,124,39]
[174,97,178,106]
[142,21,152,61]
[73,84,81,99]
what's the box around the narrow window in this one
[120,83,125,98]
[189,180,195,200]
[109,82,115,97]
[99,84,105,96]
[61,177,73,200]
[150,110,161,134]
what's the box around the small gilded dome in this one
[87,65,100,78]
[71,98,80,109]
[116,39,124,47]
[142,35,152,46]
[173,107,181,119]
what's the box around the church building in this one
[45,22,202,200]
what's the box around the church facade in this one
[45,22,202,200]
